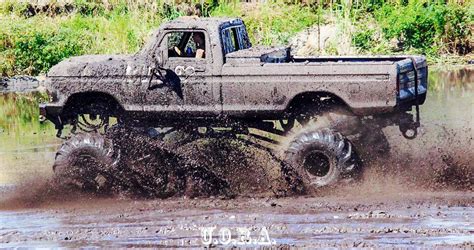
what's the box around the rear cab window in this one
[221,25,251,56]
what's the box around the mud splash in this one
[384,124,473,191]
[0,134,298,209]
[0,176,97,210]
[1,119,471,210]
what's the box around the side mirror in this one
[155,49,163,67]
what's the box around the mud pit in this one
[0,191,472,248]
[0,68,473,247]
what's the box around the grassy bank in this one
[0,0,472,77]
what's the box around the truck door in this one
[145,30,219,117]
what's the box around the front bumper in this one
[39,103,63,129]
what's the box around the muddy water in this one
[0,192,472,248]
[0,67,473,247]
[0,135,58,185]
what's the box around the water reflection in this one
[422,67,473,127]
[429,67,473,93]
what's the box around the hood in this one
[47,54,135,77]
[225,46,291,64]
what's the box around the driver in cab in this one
[171,32,205,59]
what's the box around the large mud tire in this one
[285,128,361,188]
[53,133,120,192]
[304,111,390,164]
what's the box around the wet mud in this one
[0,189,472,248]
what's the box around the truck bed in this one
[293,56,428,109]
[223,51,428,115]
[293,56,428,106]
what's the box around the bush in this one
[353,27,374,51]
[0,0,471,77]
[0,3,163,76]
[375,1,471,56]
[13,29,84,75]
[0,17,86,76]
[441,3,472,55]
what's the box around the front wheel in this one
[53,133,120,192]
[284,128,361,188]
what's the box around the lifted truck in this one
[40,17,428,191]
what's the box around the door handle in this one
[193,65,206,72]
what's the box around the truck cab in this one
[135,17,253,117]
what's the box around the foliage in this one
[211,1,319,45]
[1,17,85,76]
[374,1,472,56]
[0,0,165,76]
[0,0,472,77]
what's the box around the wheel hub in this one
[303,150,331,177]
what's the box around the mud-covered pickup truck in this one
[41,17,428,191]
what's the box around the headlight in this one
[49,90,59,102]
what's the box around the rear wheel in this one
[284,128,361,187]
[294,109,391,165]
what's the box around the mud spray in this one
[1,110,471,210]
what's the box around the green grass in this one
[0,0,165,76]
[1,0,472,77]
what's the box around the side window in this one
[229,28,239,51]
[222,28,240,54]
[167,31,206,59]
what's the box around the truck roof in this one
[161,17,244,30]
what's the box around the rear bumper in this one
[397,91,427,112]
[39,103,63,129]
